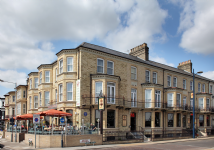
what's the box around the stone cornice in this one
[141,82,163,87]
[57,72,77,77]
[196,92,212,96]
[56,49,77,57]
[91,74,121,81]
[164,87,185,92]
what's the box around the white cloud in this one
[202,71,214,80]
[178,0,214,54]
[150,56,175,67]
[105,0,168,52]
[0,70,27,89]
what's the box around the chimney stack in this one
[129,43,149,61]
[178,60,192,73]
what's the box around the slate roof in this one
[79,42,214,82]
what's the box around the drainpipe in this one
[78,49,80,80]
[90,74,92,124]
[163,69,165,134]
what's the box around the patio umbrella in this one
[36,109,72,117]
[19,114,43,119]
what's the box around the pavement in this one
[1,136,214,150]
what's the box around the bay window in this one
[199,98,204,109]
[45,71,50,83]
[145,89,151,108]
[45,91,49,106]
[59,59,63,74]
[59,84,63,102]
[29,97,32,109]
[168,113,173,127]
[131,89,137,107]
[199,115,204,126]
[202,84,205,92]
[67,82,73,101]
[67,57,73,72]
[35,77,38,88]
[34,96,38,108]
[145,112,151,127]
[198,83,201,92]
[39,72,42,84]
[176,93,181,107]
[95,82,103,103]
[167,93,173,107]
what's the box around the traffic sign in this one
[60,117,65,123]
[33,114,40,124]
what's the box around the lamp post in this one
[0,79,17,142]
[193,70,203,138]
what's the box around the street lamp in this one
[193,69,203,138]
[0,79,17,142]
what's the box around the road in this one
[1,137,214,150]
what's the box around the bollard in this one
[61,131,63,148]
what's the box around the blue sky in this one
[0,0,214,97]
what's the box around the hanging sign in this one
[98,97,105,110]
[191,93,193,98]
[76,79,81,106]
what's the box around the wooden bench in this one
[85,141,96,146]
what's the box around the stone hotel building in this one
[4,42,214,136]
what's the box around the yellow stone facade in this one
[4,42,214,135]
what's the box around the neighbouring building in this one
[3,42,214,138]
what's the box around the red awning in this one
[36,109,72,117]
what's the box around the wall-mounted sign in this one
[98,97,105,110]
[76,80,81,106]
[80,139,90,143]
[84,112,87,116]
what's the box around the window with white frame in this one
[23,91,26,98]
[145,70,150,82]
[206,98,210,109]
[67,82,73,101]
[202,84,205,92]
[39,92,42,106]
[145,89,152,108]
[131,66,137,80]
[23,104,26,114]
[183,97,187,110]
[107,82,115,104]
[155,90,161,108]
[13,96,15,102]
[183,79,186,89]
[30,79,32,89]
[34,96,38,108]
[45,91,49,106]
[190,98,193,107]
[199,98,203,109]
[173,77,177,87]
[45,71,50,83]
[55,89,57,103]
[107,61,114,75]
[35,77,38,88]
[153,72,157,84]
[176,93,181,107]
[131,89,137,107]
[95,82,103,103]
[55,68,57,81]
[97,58,104,73]
[167,76,171,87]
[198,83,201,92]
[59,59,63,74]
[67,57,73,72]
[17,103,21,114]
[210,85,213,94]
[190,81,193,91]
[17,90,21,99]
[39,72,42,84]
[59,84,63,102]
[167,93,173,107]
[29,97,32,109]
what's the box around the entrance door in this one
[107,83,115,104]
[190,116,193,129]
[130,112,136,131]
